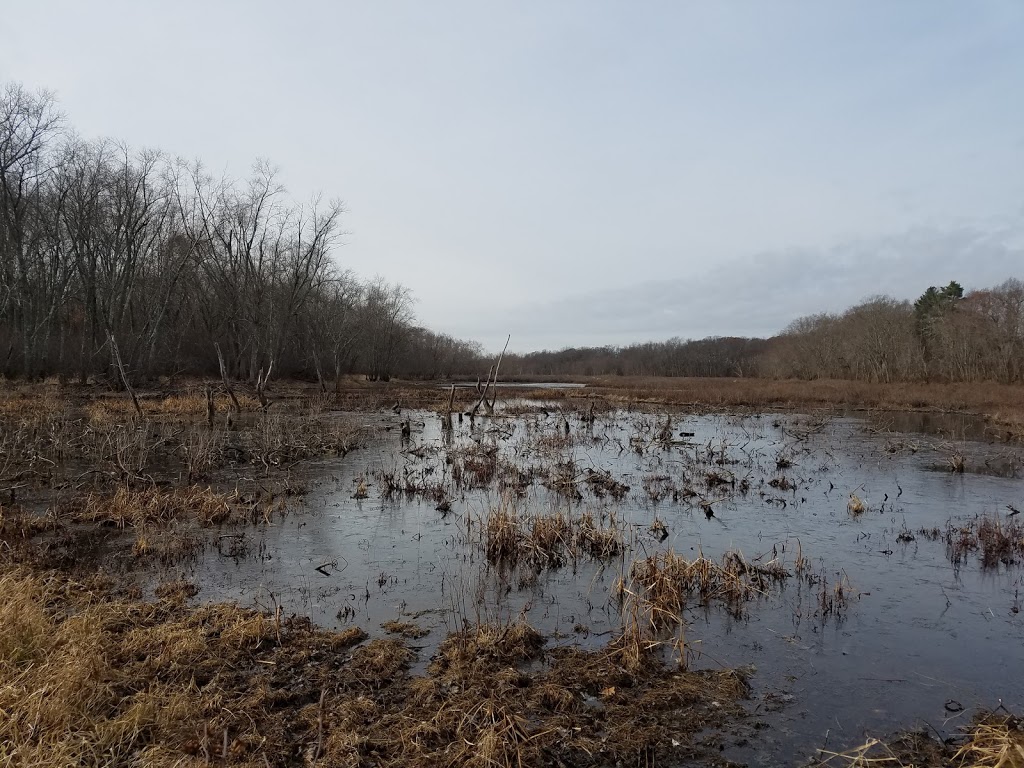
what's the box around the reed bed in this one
[625,548,792,628]
[1,389,365,485]
[945,514,1024,569]
[84,392,261,422]
[67,486,243,529]
[482,499,624,570]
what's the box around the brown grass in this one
[84,392,262,422]
[381,620,429,639]
[417,616,748,767]
[625,548,792,630]
[0,569,750,767]
[7,376,1024,427]
[0,567,366,766]
[1,384,365,471]
[946,514,1024,569]
[847,493,866,515]
[0,391,70,422]
[482,500,624,571]
[811,712,1024,767]
[68,486,242,529]
[952,714,1024,767]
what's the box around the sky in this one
[2,1,1022,352]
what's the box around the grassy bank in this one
[0,566,750,767]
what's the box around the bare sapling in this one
[311,347,328,394]
[256,359,274,412]
[108,333,143,421]
[214,342,242,416]
[205,384,215,428]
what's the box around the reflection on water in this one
[866,409,993,441]
[443,381,588,389]
[176,407,1024,764]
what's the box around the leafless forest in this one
[0,84,481,385]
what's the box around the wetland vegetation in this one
[2,378,1024,766]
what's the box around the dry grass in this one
[416,616,748,767]
[153,578,200,603]
[68,486,242,529]
[1,387,365,488]
[84,392,261,422]
[952,714,1024,767]
[848,493,866,515]
[1,485,273,571]
[811,712,1024,767]
[381,620,429,639]
[436,617,545,670]
[483,503,573,569]
[813,735,931,766]
[946,514,1024,569]
[0,566,377,767]
[0,569,750,767]
[625,548,791,629]
[0,571,276,762]
[0,391,70,422]
[576,510,624,557]
[452,443,499,489]
[482,499,623,570]
[7,376,1024,428]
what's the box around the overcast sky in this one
[3,1,1022,352]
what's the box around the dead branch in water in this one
[468,335,510,417]
[442,384,456,430]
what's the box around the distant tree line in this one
[0,83,481,385]
[503,337,769,378]
[504,278,1024,384]
[763,279,1024,383]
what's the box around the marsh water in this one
[174,405,1023,764]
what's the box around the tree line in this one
[763,279,1024,383]
[503,278,1024,384]
[0,83,482,385]
[503,337,769,379]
